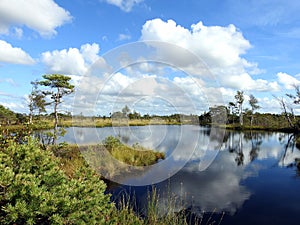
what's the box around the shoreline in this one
[1,120,299,134]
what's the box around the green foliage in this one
[0,139,114,225]
[28,80,47,125]
[109,197,145,225]
[0,105,17,125]
[128,111,141,120]
[103,136,122,150]
[38,74,75,92]
[198,111,211,126]
[50,144,89,178]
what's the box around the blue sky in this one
[1,0,300,115]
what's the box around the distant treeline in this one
[0,103,200,126]
[198,105,300,132]
[0,105,27,125]
[1,102,299,131]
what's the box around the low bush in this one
[0,139,114,224]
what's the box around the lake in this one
[59,125,300,225]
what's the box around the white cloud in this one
[141,19,250,68]
[68,40,229,115]
[0,0,72,36]
[80,43,101,64]
[74,69,214,116]
[118,33,131,41]
[221,73,280,92]
[0,92,27,113]
[102,72,135,95]
[256,97,281,114]
[277,72,300,90]
[217,89,282,114]
[103,0,143,12]
[140,18,277,92]
[0,40,35,65]
[68,75,83,87]
[0,102,21,112]
[41,43,100,75]
[67,20,289,116]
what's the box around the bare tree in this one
[286,85,300,104]
[274,85,300,130]
[276,97,294,128]
[235,91,244,126]
[249,94,260,127]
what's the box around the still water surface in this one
[60,125,300,225]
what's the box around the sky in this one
[1,0,300,116]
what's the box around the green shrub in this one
[0,139,114,224]
[102,136,122,151]
[102,136,165,166]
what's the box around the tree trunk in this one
[53,91,59,145]
[236,133,244,165]
[54,101,58,131]
[280,98,294,128]
[29,98,33,124]
[239,105,243,126]
[29,113,33,124]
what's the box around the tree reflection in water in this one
[226,131,264,166]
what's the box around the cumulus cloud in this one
[141,19,250,68]
[0,0,72,36]
[0,40,35,65]
[80,43,101,64]
[255,97,282,113]
[71,40,224,115]
[277,72,300,90]
[41,43,100,75]
[220,73,280,91]
[103,0,143,12]
[140,18,278,92]
[73,69,209,116]
[69,20,285,116]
